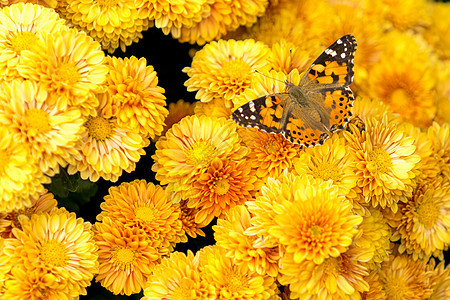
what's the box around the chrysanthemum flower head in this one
[94,216,160,295]
[292,134,357,197]
[213,205,281,277]
[98,180,186,253]
[59,0,151,53]
[67,93,149,182]
[425,122,450,183]
[278,244,371,299]
[0,80,84,176]
[379,254,434,299]
[198,245,278,299]
[187,157,257,225]
[391,177,450,261]
[367,31,437,127]
[0,190,57,239]
[142,250,215,300]
[0,208,98,298]
[380,0,430,32]
[152,115,247,203]
[183,39,271,107]
[0,3,67,80]
[104,56,168,139]
[429,258,450,300]
[18,28,108,115]
[344,116,421,213]
[270,175,362,264]
[424,2,450,60]
[268,39,312,74]
[177,0,268,45]
[0,126,48,213]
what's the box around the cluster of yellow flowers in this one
[0,0,449,299]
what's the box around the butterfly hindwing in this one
[232,94,288,134]
[304,34,356,87]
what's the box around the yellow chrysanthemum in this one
[381,0,430,32]
[292,134,357,197]
[187,158,257,225]
[429,259,450,300]
[17,28,108,115]
[269,175,362,265]
[152,115,247,203]
[58,0,151,53]
[367,32,437,127]
[344,116,421,213]
[94,217,160,296]
[177,0,268,45]
[0,127,47,213]
[0,80,84,176]
[67,93,149,182]
[194,98,231,120]
[391,177,450,261]
[238,127,301,179]
[142,250,215,300]
[0,189,57,238]
[98,180,186,253]
[0,3,67,80]
[198,245,277,300]
[213,205,280,277]
[160,99,195,138]
[104,56,167,139]
[0,208,98,298]
[278,244,370,299]
[379,254,434,299]
[179,199,207,238]
[354,207,391,270]
[145,0,209,37]
[183,39,271,107]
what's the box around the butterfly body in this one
[232,35,357,147]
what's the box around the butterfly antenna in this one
[254,70,285,84]
[289,48,293,83]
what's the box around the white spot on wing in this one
[337,39,343,44]
[341,53,346,59]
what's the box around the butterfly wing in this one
[232,94,290,134]
[302,34,357,88]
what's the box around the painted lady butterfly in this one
[232,35,357,147]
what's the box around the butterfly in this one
[232,34,357,147]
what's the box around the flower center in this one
[368,146,392,173]
[186,140,216,168]
[85,116,113,141]
[172,286,194,300]
[135,206,156,223]
[322,257,339,276]
[11,31,39,53]
[214,178,230,196]
[308,224,324,238]
[39,240,68,267]
[25,108,52,135]
[56,61,81,85]
[416,197,439,229]
[225,269,248,292]
[383,278,408,299]
[310,161,341,182]
[389,88,410,112]
[111,247,136,270]
[221,59,251,81]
